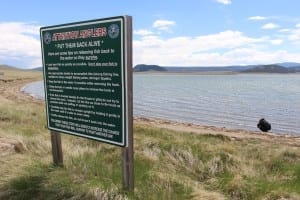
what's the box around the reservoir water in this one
[22,74,300,135]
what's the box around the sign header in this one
[40,16,132,147]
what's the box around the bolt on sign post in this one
[40,16,134,190]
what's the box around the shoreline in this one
[22,80,300,136]
[134,116,300,146]
[133,71,239,75]
[11,74,300,146]
[133,71,300,75]
[20,81,300,141]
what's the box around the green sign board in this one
[40,16,132,147]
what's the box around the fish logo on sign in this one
[43,32,52,44]
[108,24,120,39]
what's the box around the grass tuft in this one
[0,70,300,199]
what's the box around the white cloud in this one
[194,31,265,50]
[134,29,154,36]
[262,23,280,30]
[288,26,300,41]
[285,23,300,41]
[152,20,176,31]
[0,22,41,68]
[133,30,274,66]
[133,28,300,66]
[279,29,290,32]
[216,0,232,5]
[248,16,266,21]
[221,48,300,65]
[1,20,299,69]
[270,39,283,45]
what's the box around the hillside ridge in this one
[133,63,300,73]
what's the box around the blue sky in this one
[1,0,300,68]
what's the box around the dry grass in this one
[0,67,299,199]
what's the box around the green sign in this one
[40,16,131,147]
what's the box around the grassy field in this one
[0,66,300,200]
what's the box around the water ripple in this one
[22,74,300,135]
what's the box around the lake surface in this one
[22,74,300,135]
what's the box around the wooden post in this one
[50,131,63,166]
[122,15,134,191]
[122,145,134,190]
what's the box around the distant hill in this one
[289,66,300,72]
[0,64,42,71]
[133,65,255,73]
[0,65,43,72]
[164,66,254,72]
[31,67,43,71]
[3,62,300,74]
[0,64,17,70]
[277,62,300,68]
[241,64,293,73]
[133,64,167,72]
[133,63,300,74]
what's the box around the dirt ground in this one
[0,69,42,103]
[134,117,300,147]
